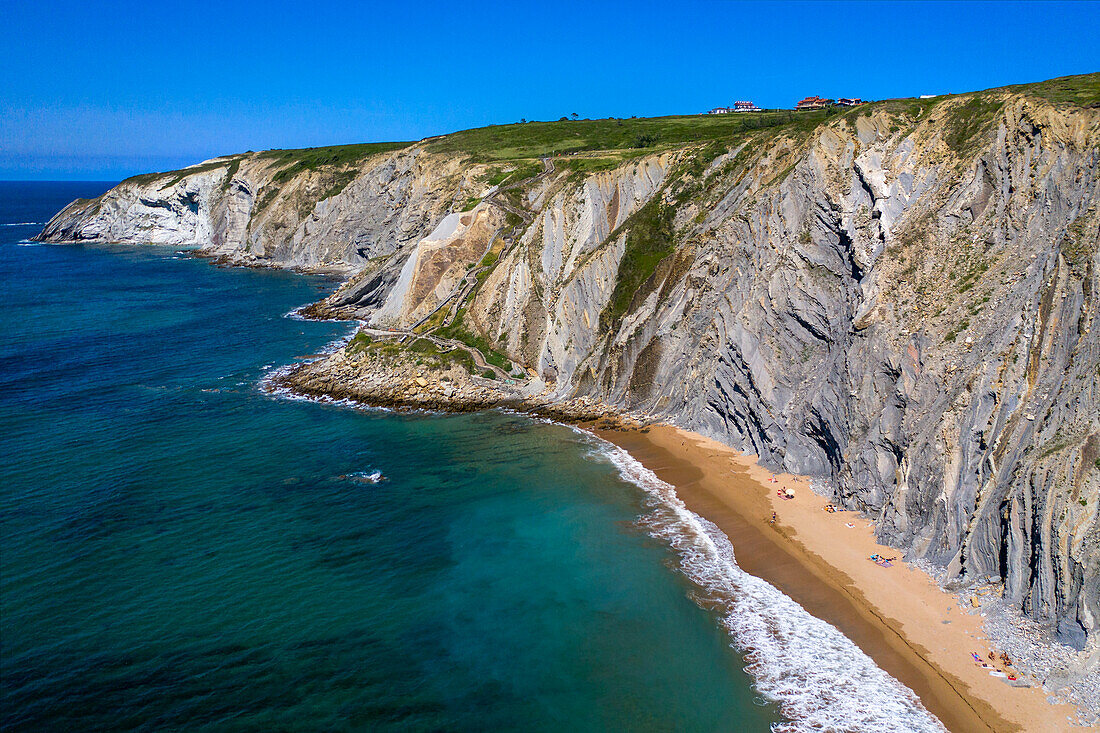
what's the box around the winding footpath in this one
[361,327,516,380]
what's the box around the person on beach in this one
[770,511,777,524]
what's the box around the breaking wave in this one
[591,440,947,733]
[283,305,355,323]
[284,307,311,321]
[344,470,385,484]
[258,361,390,415]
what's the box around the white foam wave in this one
[258,362,392,413]
[346,470,385,484]
[284,307,310,321]
[594,442,946,733]
[2,222,43,226]
[283,305,355,323]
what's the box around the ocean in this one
[0,182,943,732]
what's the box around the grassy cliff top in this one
[422,109,829,161]
[120,72,1098,187]
[390,71,1100,162]
[998,72,1100,108]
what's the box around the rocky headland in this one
[270,329,656,431]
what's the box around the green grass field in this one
[423,110,832,162]
[1000,72,1100,108]
[259,141,413,183]
[115,73,1098,191]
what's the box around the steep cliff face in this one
[37,146,480,274]
[38,83,1100,645]
[467,154,674,384]
[598,97,1100,648]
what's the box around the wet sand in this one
[594,423,1087,733]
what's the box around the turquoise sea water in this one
[0,183,780,731]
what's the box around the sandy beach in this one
[594,423,1089,733]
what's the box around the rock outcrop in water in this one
[37,76,1100,650]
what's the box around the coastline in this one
[269,351,1093,731]
[593,423,1090,733]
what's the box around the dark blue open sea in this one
[0,182,781,731]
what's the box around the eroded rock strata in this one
[39,82,1100,650]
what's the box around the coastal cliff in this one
[37,75,1100,651]
[37,143,478,273]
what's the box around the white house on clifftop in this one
[707,101,762,114]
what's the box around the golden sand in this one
[594,423,1087,733]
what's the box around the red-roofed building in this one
[795,95,833,110]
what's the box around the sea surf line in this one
[261,335,947,733]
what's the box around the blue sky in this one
[2,0,1097,180]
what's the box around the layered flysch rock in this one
[37,86,1099,651]
[37,147,477,273]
